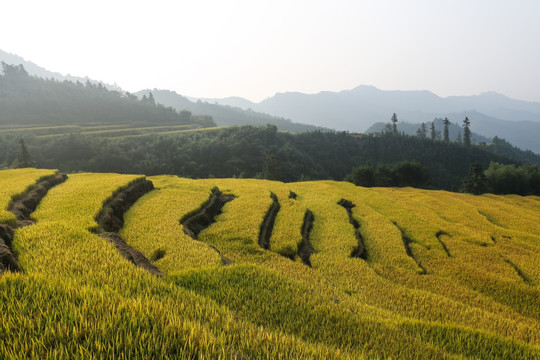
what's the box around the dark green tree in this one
[393,161,429,187]
[345,164,375,187]
[460,163,487,194]
[1,62,29,78]
[13,137,33,168]
[463,117,471,147]
[262,155,281,181]
[375,165,395,186]
[443,117,450,142]
[391,113,398,135]
[416,123,427,138]
[430,122,438,140]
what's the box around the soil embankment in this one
[297,209,315,266]
[258,193,280,250]
[337,199,367,259]
[1,172,68,272]
[181,187,235,265]
[393,221,427,275]
[181,187,235,240]
[96,178,164,277]
[435,231,452,257]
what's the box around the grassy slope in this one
[0,170,539,359]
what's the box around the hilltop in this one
[0,49,319,133]
[0,62,214,128]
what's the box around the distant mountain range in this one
[0,49,122,91]
[196,86,540,153]
[0,49,318,133]
[136,90,322,133]
[3,48,540,152]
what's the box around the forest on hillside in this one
[2,125,539,193]
[0,62,215,127]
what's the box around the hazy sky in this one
[2,0,539,102]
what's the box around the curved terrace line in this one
[181,186,235,265]
[297,209,315,267]
[1,172,67,272]
[337,199,367,259]
[95,178,164,277]
[258,192,280,250]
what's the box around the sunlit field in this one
[1,169,539,359]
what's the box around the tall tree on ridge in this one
[460,163,487,194]
[13,137,33,168]
[443,117,450,142]
[416,123,427,138]
[463,117,471,147]
[391,113,398,135]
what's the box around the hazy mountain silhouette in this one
[188,96,256,110]
[136,89,322,133]
[3,48,539,150]
[0,49,122,91]
[1,49,320,133]
[206,85,540,153]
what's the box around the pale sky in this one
[1,0,539,102]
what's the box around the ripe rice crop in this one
[0,168,58,225]
[1,170,539,359]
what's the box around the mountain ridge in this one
[200,85,540,153]
[0,49,122,91]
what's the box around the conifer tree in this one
[13,137,33,168]
[460,163,487,194]
[416,123,427,138]
[463,117,471,147]
[443,117,450,142]
[391,113,398,135]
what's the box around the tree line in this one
[2,125,538,193]
[387,113,472,146]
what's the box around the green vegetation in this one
[2,126,539,192]
[484,161,540,195]
[0,62,215,128]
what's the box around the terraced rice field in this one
[1,169,539,359]
[0,124,204,139]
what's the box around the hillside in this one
[136,89,323,133]
[2,126,538,191]
[1,169,539,359]
[0,49,121,91]
[0,63,213,128]
[0,49,317,133]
